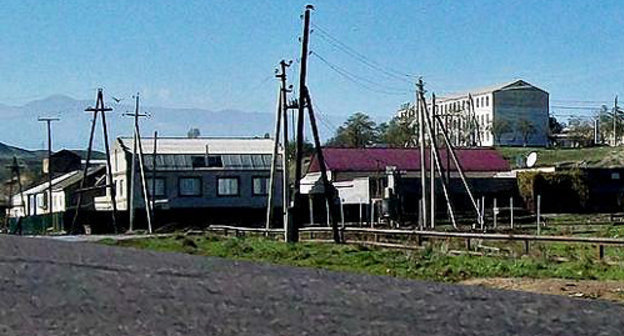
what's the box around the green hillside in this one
[497,146,624,169]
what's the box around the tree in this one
[326,112,378,147]
[378,114,417,147]
[516,118,535,147]
[567,117,594,145]
[489,118,512,146]
[549,116,564,135]
[187,128,201,138]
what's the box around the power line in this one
[311,23,417,84]
[311,51,410,93]
[310,51,411,96]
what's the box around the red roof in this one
[308,147,510,173]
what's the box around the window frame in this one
[147,177,167,197]
[217,176,240,197]
[252,176,271,196]
[178,176,202,197]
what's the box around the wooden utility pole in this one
[71,89,118,234]
[430,94,436,229]
[291,4,314,243]
[289,5,340,243]
[266,60,291,233]
[151,131,158,226]
[124,94,150,232]
[419,89,457,229]
[416,79,427,229]
[124,94,153,233]
[38,116,60,232]
[6,157,26,222]
[614,96,619,146]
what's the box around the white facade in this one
[397,80,549,147]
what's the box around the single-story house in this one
[94,136,283,229]
[301,147,514,224]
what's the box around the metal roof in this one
[144,153,277,170]
[117,137,277,155]
[17,166,105,196]
[436,80,547,102]
[308,147,510,173]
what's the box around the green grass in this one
[102,234,624,283]
[496,146,622,168]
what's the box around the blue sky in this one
[0,0,622,128]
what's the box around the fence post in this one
[309,195,314,226]
[359,198,363,226]
[325,199,330,227]
[536,195,541,235]
[493,198,498,229]
[598,245,605,260]
[340,198,345,229]
[524,240,530,255]
[510,197,514,230]
[480,196,485,231]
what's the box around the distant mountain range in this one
[0,95,341,150]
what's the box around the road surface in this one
[0,235,622,335]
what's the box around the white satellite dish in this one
[526,152,538,168]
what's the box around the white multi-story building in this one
[397,80,549,147]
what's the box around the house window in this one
[147,178,166,197]
[476,98,480,108]
[486,96,489,106]
[486,114,490,125]
[115,178,124,197]
[207,155,223,168]
[253,177,270,196]
[191,156,206,168]
[179,177,202,196]
[218,177,239,196]
[612,172,620,180]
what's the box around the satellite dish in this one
[526,152,538,168]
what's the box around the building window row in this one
[142,176,271,198]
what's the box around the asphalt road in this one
[0,235,622,336]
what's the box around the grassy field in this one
[496,146,623,168]
[102,233,624,283]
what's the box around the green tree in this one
[378,114,417,147]
[326,112,378,147]
[187,128,200,138]
[567,117,594,145]
[489,118,512,145]
[516,118,535,147]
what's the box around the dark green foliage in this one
[517,170,589,212]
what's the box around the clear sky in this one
[0,0,622,127]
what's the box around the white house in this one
[8,166,106,218]
[397,80,549,147]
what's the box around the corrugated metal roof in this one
[118,137,277,155]
[144,153,277,170]
[308,147,510,173]
[18,166,105,196]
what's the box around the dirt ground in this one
[462,278,624,303]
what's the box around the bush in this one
[517,170,589,212]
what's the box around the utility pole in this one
[416,79,427,229]
[430,94,436,229]
[38,116,60,232]
[290,5,340,243]
[71,89,118,234]
[266,60,292,234]
[123,94,152,233]
[291,4,314,243]
[614,96,619,146]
